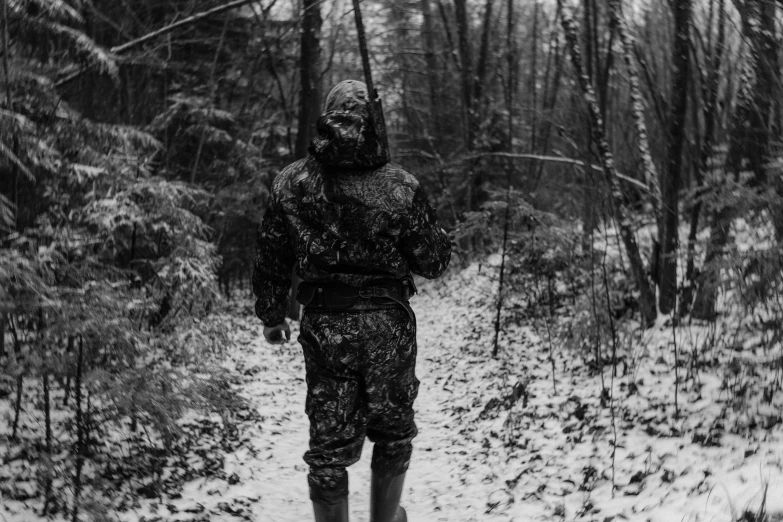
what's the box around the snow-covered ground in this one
[3,260,783,521]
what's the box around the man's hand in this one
[264,320,291,345]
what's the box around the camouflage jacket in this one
[252,81,451,326]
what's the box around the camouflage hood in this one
[309,80,388,170]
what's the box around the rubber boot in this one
[312,498,349,522]
[370,472,407,522]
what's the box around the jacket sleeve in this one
[399,186,452,279]
[253,195,295,326]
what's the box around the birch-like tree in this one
[558,0,657,326]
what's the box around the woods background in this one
[1,0,783,520]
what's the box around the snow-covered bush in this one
[0,51,240,519]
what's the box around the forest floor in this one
[3,255,783,521]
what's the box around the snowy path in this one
[169,276,532,522]
[119,264,783,521]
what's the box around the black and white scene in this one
[2,0,783,521]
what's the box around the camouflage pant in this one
[298,306,419,505]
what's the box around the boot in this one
[370,472,407,522]
[312,498,349,522]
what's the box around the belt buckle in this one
[358,286,378,299]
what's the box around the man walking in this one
[253,79,451,522]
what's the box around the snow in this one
[2,256,783,521]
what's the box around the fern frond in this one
[0,139,34,181]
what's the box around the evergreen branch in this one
[0,139,33,181]
[44,21,119,82]
[0,192,14,232]
[0,108,33,129]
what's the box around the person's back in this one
[253,79,451,522]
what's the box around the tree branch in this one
[399,151,651,191]
[56,0,264,87]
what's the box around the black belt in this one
[296,276,417,321]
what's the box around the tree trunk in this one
[755,0,783,238]
[0,312,5,359]
[528,2,539,172]
[420,0,442,144]
[532,18,564,191]
[290,0,322,321]
[294,0,322,159]
[473,0,494,112]
[684,0,725,313]
[453,0,473,151]
[580,0,599,250]
[659,0,691,314]
[453,0,477,212]
[608,0,662,214]
[2,0,11,109]
[71,337,85,522]
[12,374,22,439]
[559,1,657,326]
[494,0,516,358]
[436,0,460,71]
[469,0,496,210]
[42,371,53,516]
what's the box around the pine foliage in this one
[0,2,245,514]
[7,0,119,81]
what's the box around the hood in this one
[309,80,388,170]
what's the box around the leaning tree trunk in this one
[608,0,662,217]
[559,2,657,326]
[659,0,692,315]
